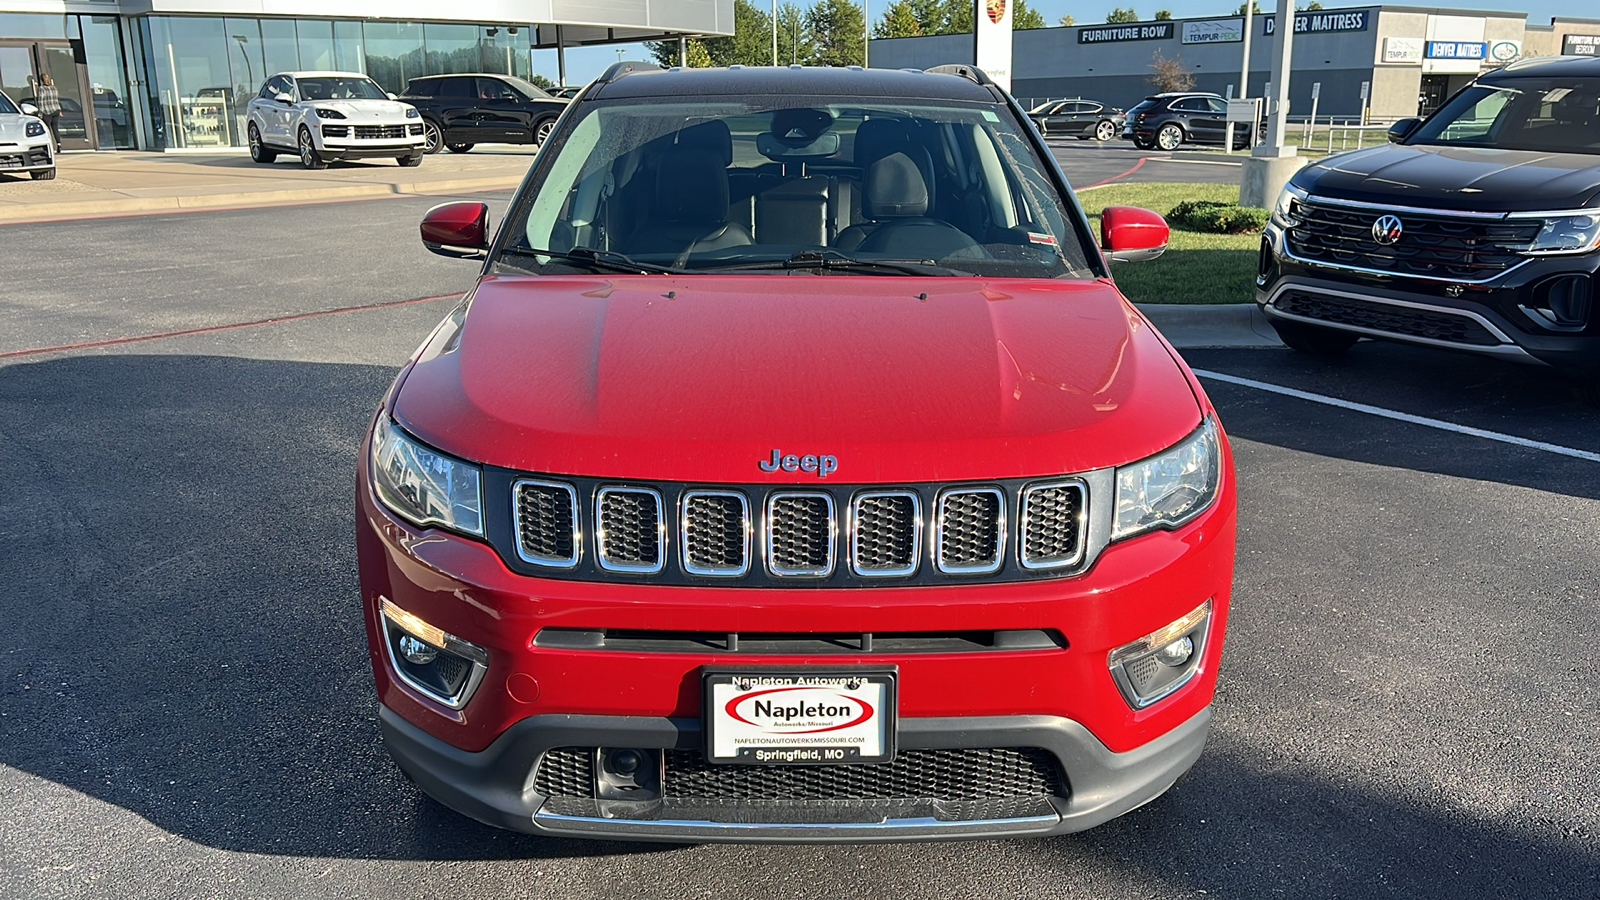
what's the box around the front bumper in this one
[381,703,1211,842]
[1258,222,1600,375]
[0,140,53,172]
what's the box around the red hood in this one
[393,275,1202,483]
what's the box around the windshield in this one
[1409,78,1600,153]
[298,76,388,101]
[496,95,1096,278]
[0,92,17,115]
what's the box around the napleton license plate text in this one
[703,669,897,764]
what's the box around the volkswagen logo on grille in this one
[1372,214,1404,245]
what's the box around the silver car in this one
[0,90,55,180]
[246,71,425,169]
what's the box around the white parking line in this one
[1192,368,1600,463]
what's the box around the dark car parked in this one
[1027,98,1125,141]
[1259,55,1600,404]
[400,73,568,154]
[1124,92,1248,151]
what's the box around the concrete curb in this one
[1135,302,1284,349]
[0,175,523,223]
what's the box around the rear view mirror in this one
[421,201,491,260]
[1100,206,1169,264]
[756,132,840,160]
[1387,118,1421,143]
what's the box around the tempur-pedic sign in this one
[1079,22,1173,43]
[1182,18,1244,44]
[1263,10,1369,35]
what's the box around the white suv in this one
[246,71,425,169]
[0,90,55,180]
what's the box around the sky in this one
[532,0,1572,86]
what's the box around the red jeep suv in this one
[357,62,1237,842]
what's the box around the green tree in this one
[1057,13,1076,25]
[1234,1,1262,13]
[778,2,817,63]
[874,0,923,37]
[528,73,555,89]
[808,0,866,66]
[685,39,714,67]
[1106,7,1139,23]
[1015,0,1047,29]
[1302,0,1324,7]
[701,0,777,65]
[1153,8,1171,19]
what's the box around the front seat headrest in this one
[865,149,932,219]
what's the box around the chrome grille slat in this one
[681,491,750,577]
[596,487,665,573]
[1286,199,1542,281]
[514,479,580,567]
[935,488,1005,575]
[766,492,836,577]
[1019,481,1086,570]
[851,491,920,577]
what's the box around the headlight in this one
[405,107,420,119]
[1113,418,1221,541]
[25,120,45,137]
[315,108,346,119]
[1271,184,1304,229]
[371,418,483,536]
[1526,214,1600,255]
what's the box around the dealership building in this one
[872,8,1600,121]
[0,0,730,151]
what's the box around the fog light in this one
[379,597,489,710]
[1108,600,1211,709]
[596,748,661,801]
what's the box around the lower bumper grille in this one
[355,124,409,139]
[535,746,1066,802]
[1274,290,1501,346]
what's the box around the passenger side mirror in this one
[1100,206,1169,264]
[387,92,399,101]
[20,102,37,116]
[1387,118,1421,143]
[421,201,491,259]
[274,92,293,104]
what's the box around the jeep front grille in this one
[498,475,1094,586]
[1286,199,1542,282]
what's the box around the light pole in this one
[863,0,870,67]
[772,0,778,65]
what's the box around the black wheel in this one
[30,167,56,180]
[1156,123,1185,151]
[1271,319,1361,357]
[422,119,444,154]
[534,118,556,146]
[1095,119,1118,142]
[397,153,423,167]
[445,142,474,153]
[1132,137,1156,151]
[298,127,327,169]
[248,122,276,164]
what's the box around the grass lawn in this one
[1078,182,1262,305]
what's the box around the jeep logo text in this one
[759,448,839,478]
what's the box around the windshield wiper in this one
[501,246,685,275]
[704,248,973,277]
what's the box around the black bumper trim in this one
[379,704,1212,843]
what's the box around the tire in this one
[1095,119,1118,142]
[298,127,327,169]
[422,119,444,154]
[534,118,557,146]
[445,142,474,154]
[30,167,56,180]
[397,152,423,167]
[1270,319,1361,357]
[248,122,276,164]
[1132,137,1156,151]
[1156,123,1185,152]
[1035,120,1048,137]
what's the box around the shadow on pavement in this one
[1,352,1596,894]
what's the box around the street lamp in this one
[232,34,252,90]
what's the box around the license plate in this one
[704,668,896,765]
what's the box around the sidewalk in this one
[0,147,536,222]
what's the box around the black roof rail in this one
[594,60,659,85]
[925,64,996,87]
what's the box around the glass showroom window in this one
[297,19,336,71]
[334,21,365,74]
[424,24,480,77]
[80,15,134,148]
[364,21,423,94]
[260,19,299,76]
[225,19,266,146]
[143,17,237,149]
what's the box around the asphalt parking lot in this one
[1,177,1596,899]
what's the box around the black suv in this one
[400,73,568,154]
[1258,55,1600,401]
[1124,92,1247,151]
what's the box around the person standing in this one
[35,73,62,147]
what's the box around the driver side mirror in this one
[387,92,399,101]
[1100,206,1169,264]
[421,201,491,259]
[274,92,293,104]
[19,102,37,116]
[1388,118,1421,143]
